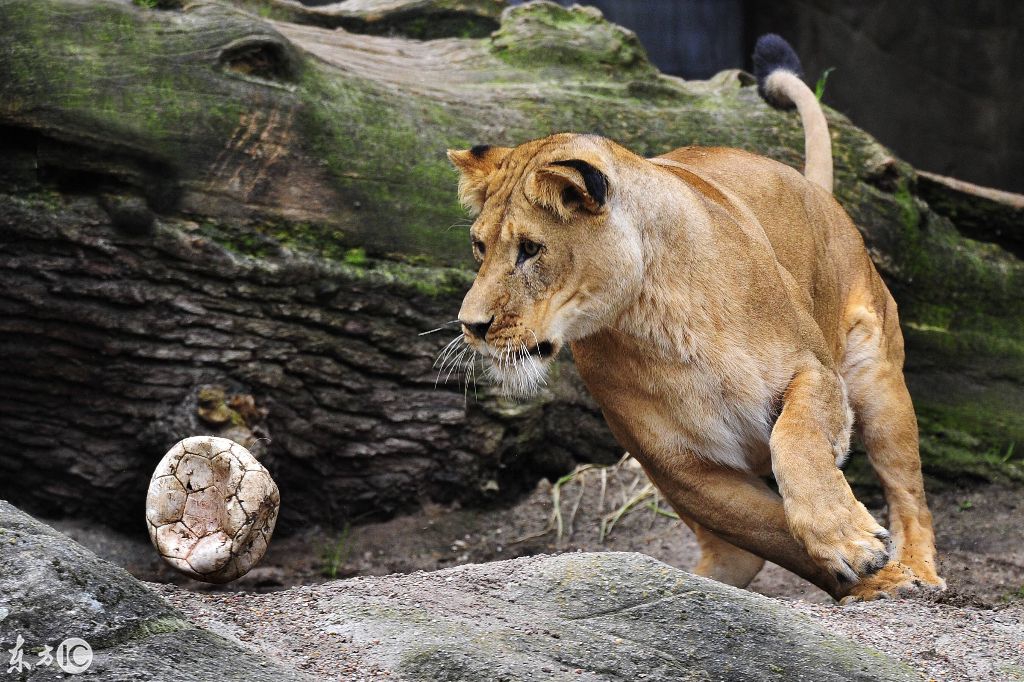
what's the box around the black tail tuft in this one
[752,34,803,110]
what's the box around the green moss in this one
[844,416,1024,491]
[837,374,1023,487]
[1004,584,1024,602]
[894,179,921,239]
[196,221,278,259]
[295,62,472,262]
[278,222,348,260]
[2,0,246,163]
[2,193,55,220]
[859,176,1024,472]
[904,304,953,331]
[896,296,1024,485]
[918,397,1023,458]
[191,216,471,298]
[343,247,368,267]
[875,183,1024,339]
[233,0,299,23]
[490,2,655,78]
[904,326,1024,375]
[361,259,473,297]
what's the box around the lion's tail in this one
[753,34,833,194]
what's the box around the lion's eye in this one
[472,239,485,259]
[517,239,542,265]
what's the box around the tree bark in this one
[0,192,617,530]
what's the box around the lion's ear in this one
[528,159,609,220]
[447,145,511,215]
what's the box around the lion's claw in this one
[833,542,888,584]
[873,528,894,554]
[841,561,935,602]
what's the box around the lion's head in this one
[447,133,646,397]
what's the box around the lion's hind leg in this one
[680,514,765,588]
[841,300,944,595]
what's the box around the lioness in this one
[446,34,943,601]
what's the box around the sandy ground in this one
[51,460,1024,680]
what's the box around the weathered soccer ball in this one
[146,436,280,583]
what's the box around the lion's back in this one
[656,146,884,357]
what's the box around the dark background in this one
[509,0,1024,194]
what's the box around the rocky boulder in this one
[0,501,309,681]
[166,551,918,681]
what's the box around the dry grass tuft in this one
[546,453,679,545]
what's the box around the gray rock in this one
[343,552,917,681]
[170,551,917,681]
[0,501,309,681]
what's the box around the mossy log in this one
[1,0,1021,531]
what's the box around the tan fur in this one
[765,70,833,192]
[448,116,942,601]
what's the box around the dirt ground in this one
[53,457,1024,605]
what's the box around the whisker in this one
[445,347,469,384]
[433,335,463,370]
[434,335,465,387]
[522,343,535,396]
[437,349,462,387]
[519,342,530,395]
[469,351,479,400]
[460,347,479,401]
[439,334,465,363]
[443,342,468,374]
[419,320,461,336]
[461,349,477,407]
[523,341,546,388]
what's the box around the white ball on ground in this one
[146,435,280,583]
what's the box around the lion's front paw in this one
[838,562,943,603]
[789,500,891,584]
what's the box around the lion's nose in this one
[461,316,494,341]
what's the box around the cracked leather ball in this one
[146,436,279,583]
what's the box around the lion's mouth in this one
[531,341,555,359]
[484,339,556,362]
[482,339,554,398]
